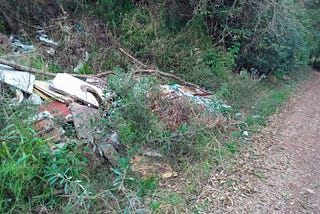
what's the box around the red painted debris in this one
[38,101,72,121]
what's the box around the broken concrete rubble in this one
[32,112,65,143]
[68,102,100,139]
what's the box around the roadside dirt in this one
[243,70,320,213]
[156,71,320,213]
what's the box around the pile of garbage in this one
[0,29,231,166]
[0,62,121,164]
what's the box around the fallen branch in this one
[116,46,211,93]
[136,69,212,94]
[118,47,145,67]
[0,58,115,79]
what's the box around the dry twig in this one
[136,69,212,94]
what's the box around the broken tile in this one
[38,101,72,121]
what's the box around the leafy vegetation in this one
[0,0,319,212]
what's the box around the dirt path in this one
[246,71,320,213]
[156,71,320,213]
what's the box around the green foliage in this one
[136,176,158,197]
[149,200,161,212]
[0,103,88,213]
[111,157,134,191]
[225,141,240,154]
[91,0,135,32]
[217,72,260,110]
[255,89,291,117]
[304,1,320,69]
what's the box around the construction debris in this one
[0,36,231,169]
[33,80,73,103]
[0,68,35,93]
[51,73,104,107]
[69,103,100,139]
[32,112,65,143]
[38,101,72,121]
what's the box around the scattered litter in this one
[45,47,56,56]
[0,64,14,70]
[37,33,59,47]
[243,131,249,137]
[10,89,24,105]
[160,84,231,112]
[27,93,43,105]
[69,102,99,139]
[49,142,66,155]
[51,73,104,107]
[252,115,262,119]
[0,69,35,93]
[234,113,242,118]
[10,35,35,53]
[74,51,90,73]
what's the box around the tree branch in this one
[0,58,115,78]
[136,69,212,95]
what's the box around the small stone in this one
[99,144,119,166]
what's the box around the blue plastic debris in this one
[161,84,231,113]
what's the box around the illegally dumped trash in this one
[160,84,231,113]
[51,73,105,107]
[69,103,99,139]
[37,32,59,47]
[10,35,35,53]
[38,101,72,121]
[0,67,35,93]
[0,59,118,163]
[0,31,231,167]
[131,155,178,179]
[34,80,73,103]
[150,84,230,131]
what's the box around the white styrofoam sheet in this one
[0,69,35,93]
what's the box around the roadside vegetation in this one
[0,0,319,213]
